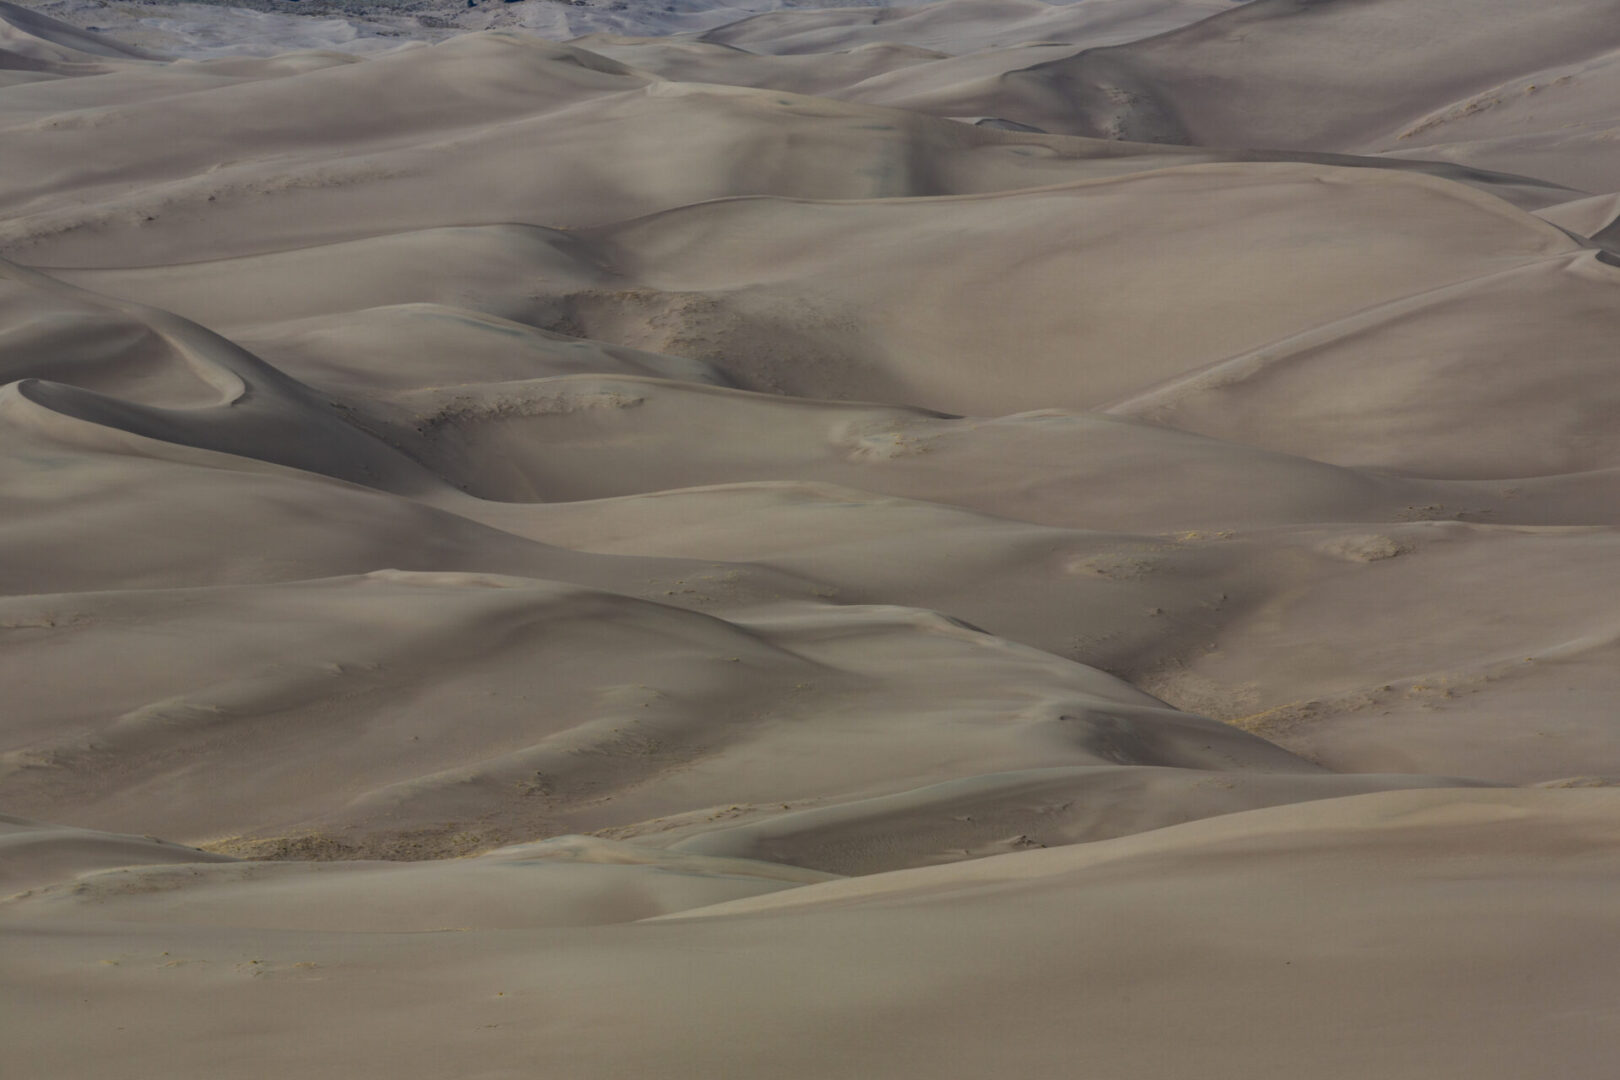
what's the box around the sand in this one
[3,0,1620,1075]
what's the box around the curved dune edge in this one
[7,788,1620,1079]
[650,786,1620,919]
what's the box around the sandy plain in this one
[3,0,1620,1075]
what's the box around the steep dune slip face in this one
[3,0,1620,1076]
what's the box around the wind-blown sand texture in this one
[4,0,1620,1075]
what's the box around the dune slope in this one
[3,1,1620,1076]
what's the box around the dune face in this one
[4,0,1620,1075]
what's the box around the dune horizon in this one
[4,0,1620,1075]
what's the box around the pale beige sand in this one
[950,0,1620,147]
[698,0,1233,56]
[6,790,1619,1078]
[0,815,234,895]
[44,166,1585,419]
[3,0,1620,1074]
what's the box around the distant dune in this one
[4,0,1620,1076]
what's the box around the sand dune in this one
[699,0,1232,56]
[986,0,1620,145]
[1,571,1316,856]
[1109,252,1620,477]
[5,0,1620,1075]
[7,789,1620,1078]
[2,22,1579,268]
[661,765,1491,872]
[0,0,153,65]
[46,163,1584,426]
[1379,57,1620,195]
[233,303,734,393]
[8,833,836,928]
[0,815,234,896]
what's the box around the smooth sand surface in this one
[4,0,1620,1075]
